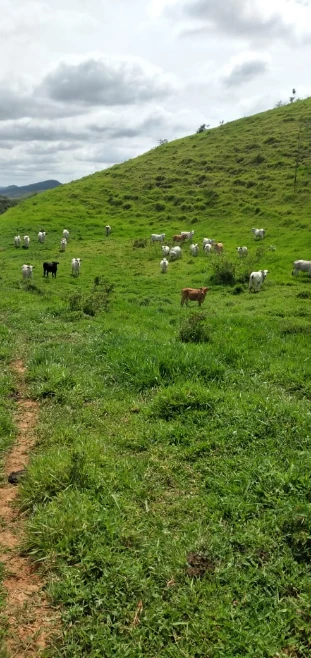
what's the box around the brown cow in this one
[213,242,223,253]
[172,234,187,243]
[181,287,209,307]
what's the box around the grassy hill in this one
[0,99,311,657]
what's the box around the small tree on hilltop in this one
[196,124,209,134]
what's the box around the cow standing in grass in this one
[181,287,209,307]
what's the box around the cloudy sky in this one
[1,0,310,186]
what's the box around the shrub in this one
[209,258,236,286]
[232,284,244,295]
[154,202,166,212]
[68,279,114,317]
[133,238,147,248]
[179,313,211,343]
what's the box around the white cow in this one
[160,258,169,273]
[151,233,165,243]
[292,260,311,276]
[170,246,182,260]
[181,230,195,240]
[249,269,269,292]
[14,235,21,247]
[21,264,34,279]
[203,238,215,248]
[63,229,69,240]
[38,231,46,243]
[24,235,30,248]
[203,243,212,254]
[237,246,248,257]
[105,225,111,237]
[252,228,265,240]
[60,238,67,252]
[161,245,170,256]
[190,243,199,256]
[71,258,81,276]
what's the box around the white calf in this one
[22,264,34,279]
[161,245,170,256]
[170,246,182,260]
[181,230,195,240]
[38,231,46,243]
[292,260,311,276]
[252,228,265,240]
[60,238,67,252]
[14,235,21,247]
[151,233,166,243]
[71,258,81,276]
[203,243,212,254]
[105,225,111,237]
[24,235,30,248]
[237,246,248,257]
[249,269,269,292]
[160,258,169,273]
[203,238,215,248]
[63,229,69,240]
[190,243,199,256]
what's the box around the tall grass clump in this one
[68,277,114,316]
[179,312,211,343]
[209,258,236,285]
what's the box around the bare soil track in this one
[0,359,58,657]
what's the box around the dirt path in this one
[0,359,58,656]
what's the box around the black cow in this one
[43,261,59,278]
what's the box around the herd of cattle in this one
[152,227,311,304]
[13,223,311,305]
[15,229,82,280]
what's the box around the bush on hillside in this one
[209,259,236,286]
[179,313,211,344]
[133,238,147,248]
[68,278,114,317]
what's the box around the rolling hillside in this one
[0,179,61,199]
[0,99,311,657]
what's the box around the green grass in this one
[0,99,311,656]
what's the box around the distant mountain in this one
[0,179,61,198]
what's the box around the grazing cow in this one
[38,230,46,243]
[160,258,169,273]
[190,243,199,256]
[237,246,248,257]
[249,269,269,292]
[252,228,265,240]
[151,233,166,243]
[203,243,212,254]
[161,245,170,257]
[14,235,21,247]
[72,258,81,276]
[43,261,59,278]
[105,225,111,237]
[203,238,215,248]
[181,230,195,240]
[21,264,34,279]
[213,242,224,253]
[60,238,67,252]
[292,260,311,276]
[181,287,209,307]
[63,229,69,240]
[172,234,187,243]
[24,235,30,248]
[170,246,182,260]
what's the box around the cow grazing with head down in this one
[181,287,209,307]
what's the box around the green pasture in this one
[0,98,311,657]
